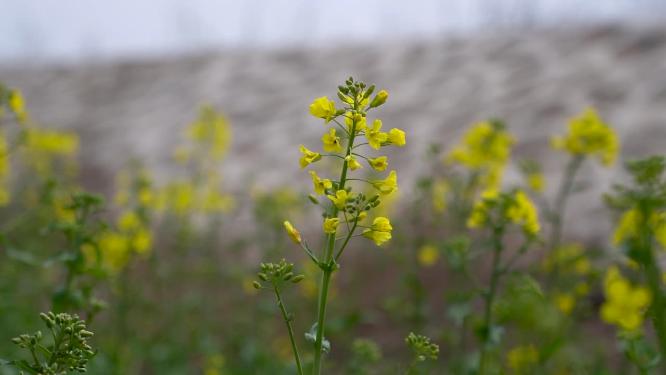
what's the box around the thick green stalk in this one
[478,225,504,375]
[274,286,304,375]
[312,109,358,374]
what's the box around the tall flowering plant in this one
[254,77,406,374]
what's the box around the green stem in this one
[312,102,359,375]
[478,225,504,375]
[549,155,583,252]
[274,286,304,375]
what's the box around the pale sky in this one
[1,0,664,63]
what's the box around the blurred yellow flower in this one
[417,245,439,267]
[323,217,339,234]
[601,266,651,333]
[387,128,406,147]
[327,190,350,210]
[371,170,397,195]
[507,345,539,373]
[283,221,302,244]
[506,190,540,235]
[368,156,388,171]
[554,293,575,315]
[345,155,363,171]
[551,107,618,166]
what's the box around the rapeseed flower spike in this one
[551,107,619,166]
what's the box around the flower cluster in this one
[551,107,619,166]
[601,266,651,333]
[253,259,305,289]
[0,84,27,124]
[446,121,515,189]
[291,77,406,249]
[613,208,666,250]
[9,312,95,374]
[467,190,540,236]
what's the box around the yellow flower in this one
[344,112,367,134]
[600,266,651,333]
[131,228,152,254]
[118,211,141,231]
[466,189,498,229]
[526,172,544,192]
[554,293,575,315]
[551,108,619,166]
[446,121,514,189]
[327,190,350,210]
[613,209,666,249]
[506,190,540,235]
[8,90,27,123]
[418,245,439,267]
[323,217,340,234]
[388,128,406,146]
[299,145,321,168]
[432,179,449,213]
[321,128,342,152]
[366,119,388,150]
[283,221,302,244]
[309,96,336,122]
[186,106,231,160]
[507,345,539,373]
[369,89,388,108]
[363,217,393,246]
[345,155,363,170]
[309,170,332,195]
[371,170,397,195]
[368,156,388,171]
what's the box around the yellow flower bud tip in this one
[369,90,388,108]
[309,96,337,122]
[283,221,302,244]
[323,217,340,234]
[299,145,321,168]
[388,128,406,146]
[368,156,388,171]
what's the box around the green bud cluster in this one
[405,332,439,362]
[254,259,305,290]
[344,192,381,217]
[9,312,96,374]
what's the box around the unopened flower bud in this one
[369,90,388,108]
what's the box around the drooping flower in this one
[371,170,397,195]
[309,96,337,122]
[363,217,393,246]
[299,145,321,168]
[309,170,332,195]
[283,221,302,244]
[321,128,342,153]
[388,128,406,146]
[345,155,363,170]
[367,119,388,150]
[368,156,388,171]
[323,217,340,234]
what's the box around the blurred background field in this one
[1,1,666,374]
